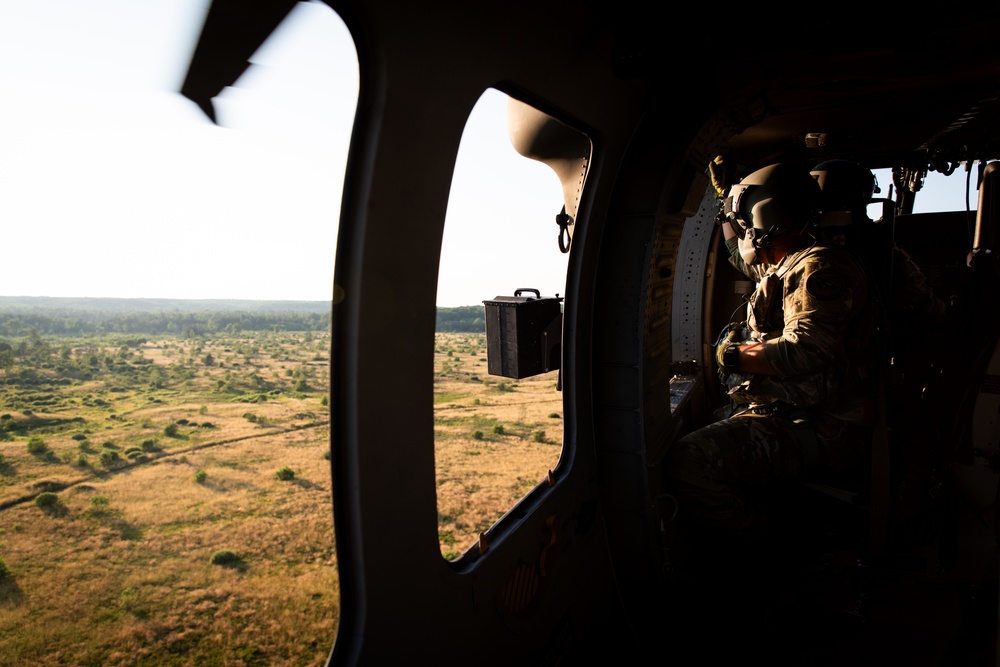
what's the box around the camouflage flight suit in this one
[665,235,879,536]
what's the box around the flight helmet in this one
[724,162,822,264]
[809,159,878,213]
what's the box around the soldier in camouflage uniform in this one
[665,162,880,540]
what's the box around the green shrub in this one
[71,433,87,441]
[194,469,208,484]
[163,423,179,437]
[274,466,295,481]
[99,450,121,468]
[88,495,110,515]
[35,492,59,508]
[210,549,240,566]
[0,556,10,582]
[492,424,505,435]
[532,430,546,443]
[472,430,484,440]
[26,436,47,454]
[140,439,158,452]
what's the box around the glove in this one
[709,155,735,201]
[715,341,740,371]
[714,324,742,370]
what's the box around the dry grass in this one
[432,333,563,558]
[0,333,336,667]
[0,331,562,664]
[0,428,336,667]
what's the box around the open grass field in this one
[0,330,562,666]
[432,334,563,559]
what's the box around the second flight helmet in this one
[724,162,822,265]
[809,159,878,214]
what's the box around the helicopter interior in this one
[177,2,1000,664]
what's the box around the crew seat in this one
[797,195,970,560]
[829,162,1000,570]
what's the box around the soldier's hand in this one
[714,326,742,370]
[709,155,734,200]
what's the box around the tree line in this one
[0,304,487,337]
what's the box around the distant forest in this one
[0,297,485,336]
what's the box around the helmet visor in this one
[723,182,756,238]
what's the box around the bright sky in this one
[0,0,978,307]
[0,0,566,307]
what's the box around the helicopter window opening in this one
[0,2,353,664]
[435,89,570,561]
[870,168,978,216]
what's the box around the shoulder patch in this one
[805,268,848,300]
